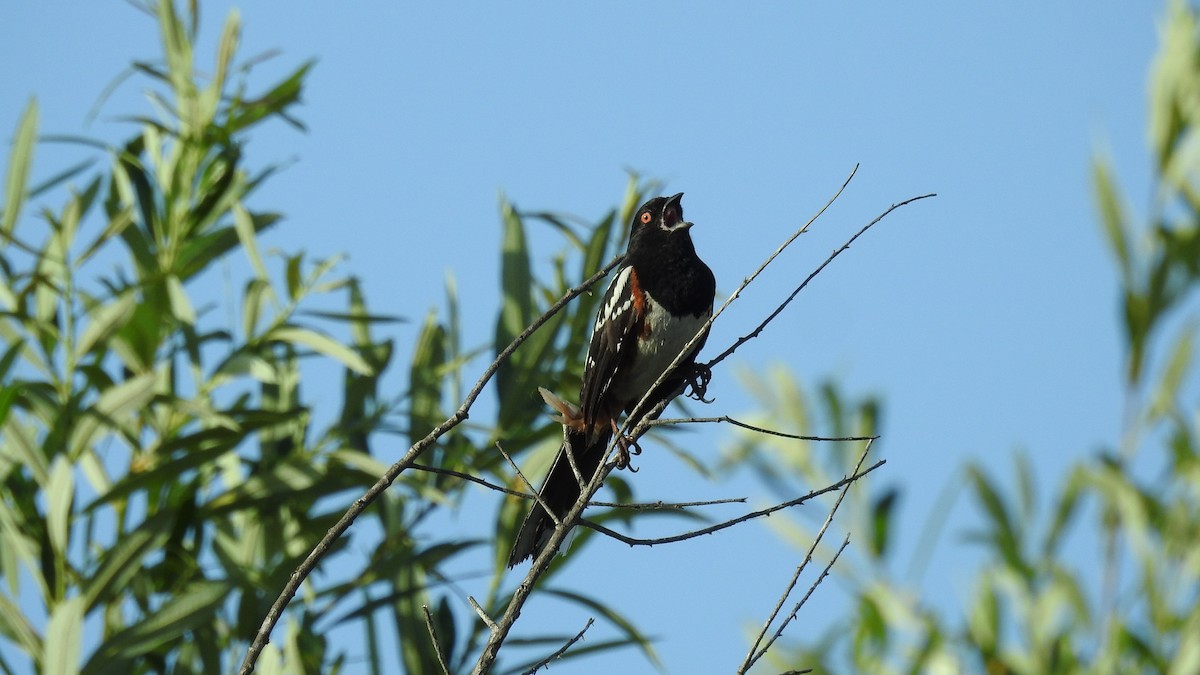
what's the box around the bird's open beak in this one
[665,192,691,230]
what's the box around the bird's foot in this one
[614,434,643,472]
[684,363,714,403]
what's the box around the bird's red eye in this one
[639,212,652,224]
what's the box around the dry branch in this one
[579,458,884,547]
[738,440,875,673]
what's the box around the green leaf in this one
[66,372,158,460]
[203,10,241,121]
[286,253,302,300]
[268,325,374,375]
[166,274,196,324]
[77,205,133,265]
[300,310,406,324]
[3,416,48,485]
[84,580,231,673]
[409,311,447,440]
[43,595,85,675]
[1148,0,1197,174]
[46,455,74,562]
[870,488,899,559]
[1093,159,1132,286]
[0,591,39,659]
[75,291,136,358]
[83,513,173,611]
[2,98,37,242]
[233,203,269,280]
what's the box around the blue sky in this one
[4,2,1160,673]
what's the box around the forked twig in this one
[737,440,875,673]
[707,192,936,369]
[522,617,596,675]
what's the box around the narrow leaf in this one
[2,98,38,241]
[46,456,75,561]
[43,596,85,675]
[85,580,230,670]
[75,292,136,358]
[67,372,157,460]
[166,274,196,324]
[269,325,373,375]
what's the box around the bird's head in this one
[629,192,693,247]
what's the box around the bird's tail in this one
[507,390,611,567]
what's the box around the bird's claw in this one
[614,434,643,472]
[684,363,714,403]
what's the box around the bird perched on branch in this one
[508,193,716,567]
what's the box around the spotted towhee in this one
[508,193,716,566]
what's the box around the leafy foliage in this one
[733,2,1200,673]
[0,2,668,673]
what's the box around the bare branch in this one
[707,192,936,369]
[238,255,624,675]
[423,604,453,675]
[522,617,596,675]
[648,415,877,442]
[408,463,743,510]
[579,457,885,547]
[738,440,875,674]
[410,463,529,499]
[591,496,747,509]
[469,595,499,633]
[473,435,618,674]
[497,441,562,528]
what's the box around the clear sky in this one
[4,2,1159,673]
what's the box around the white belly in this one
[612,290,709,404]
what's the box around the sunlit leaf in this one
[75,291,136,358]
[2,98,37,242]
[268,325,374,375]
[46,455,74,562]
[165,274,195,325]
[0,591,39,659]
[66,372,158,461]
[83,513,173,611]
[43,596,85,675]
[84,580,231,672]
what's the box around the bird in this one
[507,192,716,567]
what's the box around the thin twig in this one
[579,458,884,547]
[410,463,529,499]
[423,604,452,675]
[469,596,499,632]
[648,415,877,442]
[498,441,563,528]
[738,440,874,674]
[408,464,743,510]
[707,192,936,369]
[522,617,596,675]
[786,535,851,637]
[237,255,623,675]
[591,497,747,509]
[472,413,622,673]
